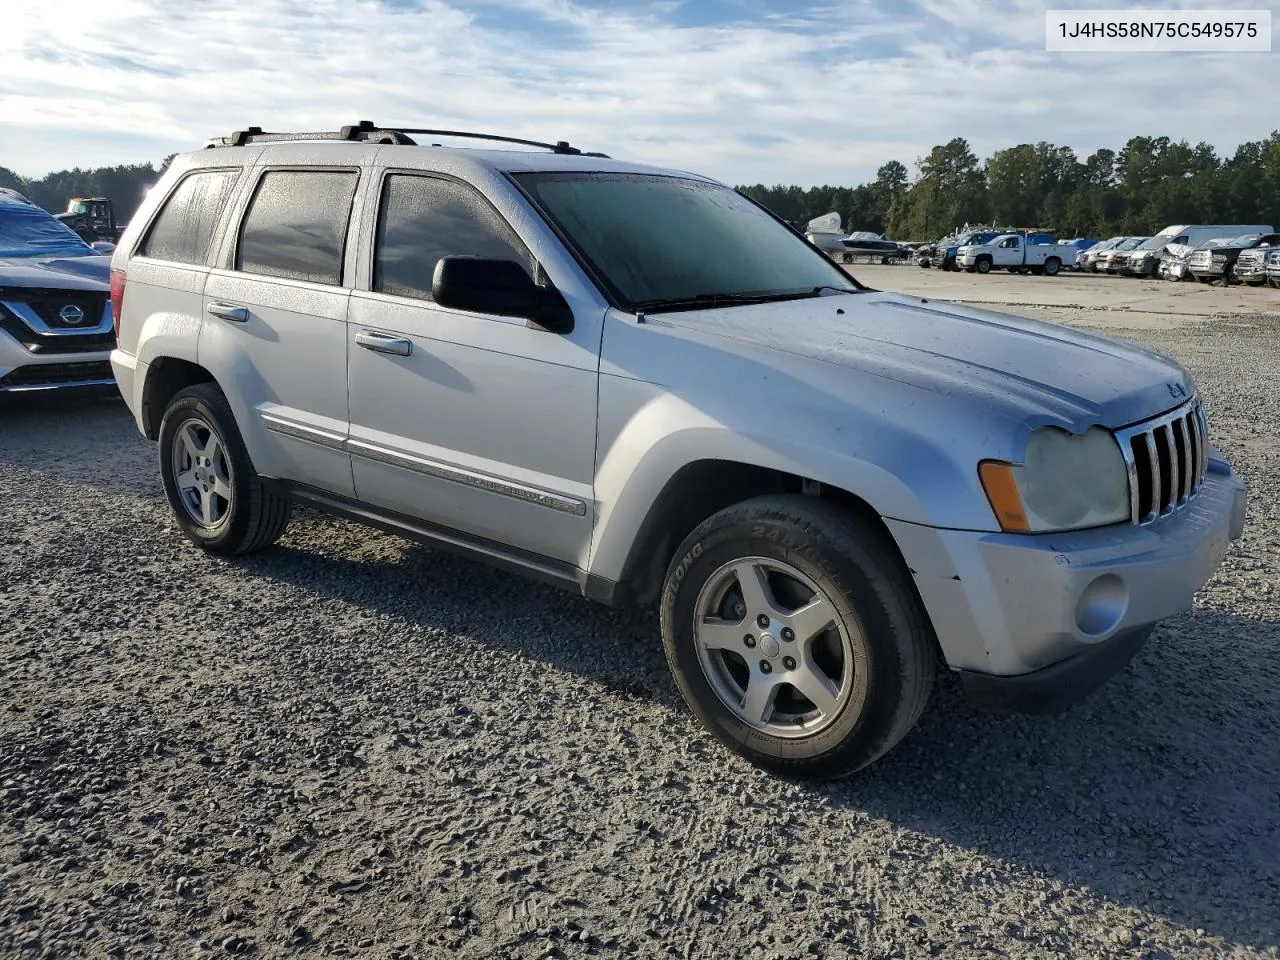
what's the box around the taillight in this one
[110,269,126,340]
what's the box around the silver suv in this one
[110,122,1247,777]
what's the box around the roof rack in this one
[205,120,610,157]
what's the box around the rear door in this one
[345,171,599,566]
[201,163,368,497]
[117,166,245,363]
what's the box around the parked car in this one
[1267,248,1280,288]
[1082,236,1145,273]
[1157,239,1226,281]
[1188,233,1280,284]
[55,197,125,245]
[1056,238,1097,270]
[1121,224,1275,277]
[956,232,1066,275]
[110,122,1246,777]
[1234,243,1276,285]
[1156,243,1188,281]
[933,228,1038,271]
[0,193,115,393]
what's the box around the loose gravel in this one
[1,306,1278,959]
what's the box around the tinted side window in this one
[374,174,531,302]
[237,170,358,285]
[140,169,240,265]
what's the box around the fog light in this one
[1075,574,1128,637]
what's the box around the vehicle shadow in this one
[240,521,1280,953]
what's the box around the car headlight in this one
[979,427,1130,533]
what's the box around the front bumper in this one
[1190,261,1225,278]
[1121,256,1158,275]
[1235,263,1267,282]
[0,298,115,393]
[887,457,1246,711]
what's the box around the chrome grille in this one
[1115,399,1208,525]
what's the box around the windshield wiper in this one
[634,291,814,312]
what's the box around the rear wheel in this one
[1043,257,1061,276]
[660,495,936,778]
[158,383,292,554]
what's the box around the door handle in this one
[355,330,412,357]
[207,302,249,323]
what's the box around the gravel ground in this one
[1,293,1278,958]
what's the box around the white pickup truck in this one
[956,233,1065,276]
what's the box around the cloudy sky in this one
[2,0,1274,185]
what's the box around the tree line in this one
[4,131,1278,244]
[739,131,1280,242]
[1,161,168,225]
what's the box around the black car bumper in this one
[956,625,1153,714]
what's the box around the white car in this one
[0,193,115,393]
[110,122,1246,777]
[956,233,1067,275]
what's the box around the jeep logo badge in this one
[1168,382,1186,399]
[58,304,87,326]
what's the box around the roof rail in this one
[205,120,610,157]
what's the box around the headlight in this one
[979,427,1130,533]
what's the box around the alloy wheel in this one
[171,416,234,530]
[692,557,862,738]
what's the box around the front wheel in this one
[158,383,292,554]
[660,496,937,778]
[975,258,991,274]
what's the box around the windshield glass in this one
[1134,234,1174,251]
[1227,234,1260,247]
[1117,237,1145,250]
[0,201,95,258]
[513,173,858,310]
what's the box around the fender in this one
[585,383,982,584]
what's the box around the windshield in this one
[1227,234,1260,247]
[0,201,95,258]
[1117,237,1145,250]
[1134,234,1175,251]
[513,173,858,310]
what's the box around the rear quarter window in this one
[236,170,359,286]
[139,169,241,265]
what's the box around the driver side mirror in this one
[91,241,116,254]
[432,257,574,334]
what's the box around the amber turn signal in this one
[978,461,1030,533]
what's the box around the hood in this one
[1162,243,1194,260]
[0,254,111,292]
[652,292,1191,431]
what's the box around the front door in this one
[994,236,1020,268]
[201,167,362,498]
[346,172,598,566]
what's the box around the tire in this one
[975,258,991,274]
[659,495,937,778]
[1043,257,1061,276]
[158,383,292,555]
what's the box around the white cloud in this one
[1,0,1274,183]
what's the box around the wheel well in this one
[141,358,216,440]
[614,460,900,606]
